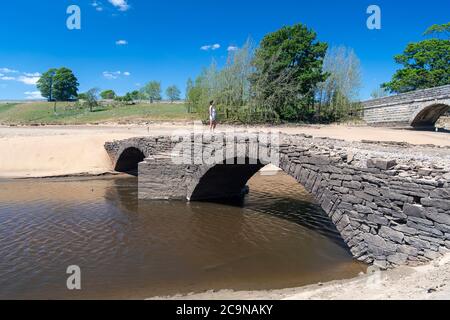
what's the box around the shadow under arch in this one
[114,147,145,176]
[188,158,352,252]
[410,103,450,128]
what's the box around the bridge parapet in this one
[106,133,450,268]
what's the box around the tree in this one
[100,90,116,100]
[186,78,194,113]
[383,24,450,93]
[250,23,328,121]
[130,90,140,101]
[85,88,100,112]
[143,81,162,103]
[316,46,362,122]
[166,85,181,102]
[423,22,450,39]
[36,68,58,101]
[37,67,79,113]
[52,67,79,101]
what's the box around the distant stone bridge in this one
[105,133,450,269]
[362,85,450,127]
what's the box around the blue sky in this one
[0,0,448,100]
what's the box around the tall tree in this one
[85,88,100,112]
[383,24,450,93]
[316,46,362,121]
[37,67,79,113]
[250,23,328,121]
[100,90,116,100]
[143,81,162,103]
[36,68,58,101]
[52,67,79,101]
[166,85,181,102]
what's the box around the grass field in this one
[0,102,198,125]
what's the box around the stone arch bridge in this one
[363,85,450,128]
[105,133,450,269]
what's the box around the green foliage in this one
[186,38,255,122]
[142,81,162,103]
[166,85,181,102]
[36,68,58,100]
[250,23,328,122]
[51,68,79,101]
[100,89,116,100]
[423,22,450,38]
[129,90,140,100]
[383,24,450,93]
[84,88,100,112]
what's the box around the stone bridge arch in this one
[107,133,450,268]
[114,147,146,174]
[185,153,360,258]
[409,101,450,128]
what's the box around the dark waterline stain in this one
[0,172,366,299]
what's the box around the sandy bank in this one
[0,124,449,178]
[155,253,450,300]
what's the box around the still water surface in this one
[0,172,365,299]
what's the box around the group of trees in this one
[186,24,362,123]
[381,23,449,94]
[35,22,449,122]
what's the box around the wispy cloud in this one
[108,0,130,11]
[91,0,104,11]
[116,40,128,46]
[0,69,41,85]
[0,68,18,74]
[227,46,239,51]
[24,91,43,100]
[103,71,131,80]
[18,74,41,85]
[201,44,221,51]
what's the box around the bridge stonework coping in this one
[105,133,450,269]
[362,85,450,128]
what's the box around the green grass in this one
[0,102,199,125]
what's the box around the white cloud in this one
[91,1,104,11]
[24,91,43,100]
[0,69,41,85]
[108,0,130,11]
[23,72,41,77]
[103,70,130,79]
[201,43,221,51]
[227,46,239,51]
[103,71,121,80]
[0,68,18,73]
[17,75,40,85]
[116,40,128,46]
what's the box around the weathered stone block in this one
[379,226,404,244]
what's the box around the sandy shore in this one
[156,253,450,300]
[1,123,450,178]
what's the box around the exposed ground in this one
[1,123,450,178]
[158,253,450,300]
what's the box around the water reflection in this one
[0,172,365,299]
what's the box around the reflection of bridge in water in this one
[105,132,450,270]
[362,85,450,128]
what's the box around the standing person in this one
[209,100,217,132]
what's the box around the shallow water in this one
[0,172,365,299]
